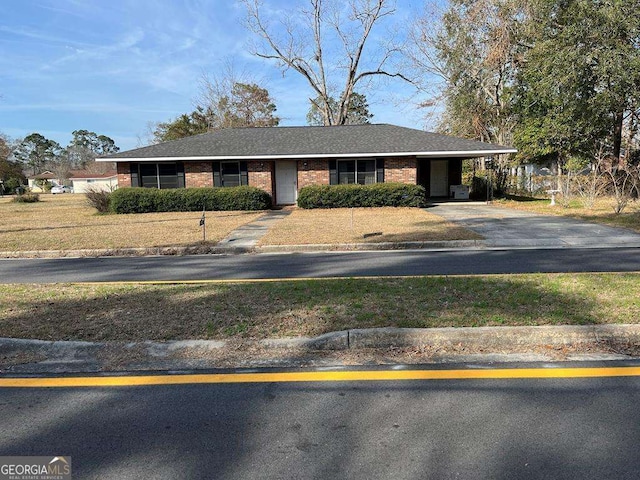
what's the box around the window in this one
[158,163,180,189]
[330,159,383,185]
[132,162,185,189]
[222,161,241,187]
[140,163,158,188]
[338,160,355,184]
[357,160,376,185]
[212,161,248,187]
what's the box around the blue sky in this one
[0,0,437,151]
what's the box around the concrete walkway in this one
[216,209,292,250]
[429,203,640,248]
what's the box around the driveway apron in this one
[428,203,640,248]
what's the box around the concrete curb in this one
[0,241,485,259]
[347,325,640,349]
[254,240,484,253]
[6,240,640,259]
[0,245,253,258]
[1,325,639,371]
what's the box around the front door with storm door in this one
[275,161,298,205]
[430,160,449,197]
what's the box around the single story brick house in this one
[99,124,516,205]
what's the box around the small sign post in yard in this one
[200,206,206,241]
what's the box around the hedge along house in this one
[99,124,516,205]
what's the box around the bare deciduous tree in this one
[243,0,409,126]
[406,0,526,145]
[149,64,280,144]
[198,78,279,130]
[605,164,639,215]
[574,145,608,209]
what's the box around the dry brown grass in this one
[1,273,638,341]
[497,196,640,232]
[0,194,263,251]
[259,207,482,245]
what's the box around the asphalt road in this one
[1,247,640,283]
[1,364,640,479]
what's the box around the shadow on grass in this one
[0,276,625,342]
[356,219,482,243]
[1,212,257,234]
[503,194,546,202]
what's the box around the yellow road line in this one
[2,366,640,388]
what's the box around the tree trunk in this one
[613,108,624,165]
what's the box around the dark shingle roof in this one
[101,124,516,161]
[69,170,117,179]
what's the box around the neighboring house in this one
[27,171,63,192]
[99,124,516,205]
[69,170,118,193]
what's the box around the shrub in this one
[12,193,40,203]
[109,186,272,213]
[2,178,23,195]
[85,187,112,213]
[35,179,52,193]
[297,183,427,209]
[469,175,488,201]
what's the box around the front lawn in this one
[0,194,262,251]
[1,273,638,341]
[259,207,482,245]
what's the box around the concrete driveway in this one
[429,203,640,248]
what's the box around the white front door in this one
[275,161,297,204]
[430,160,449,197]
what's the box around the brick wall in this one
[116,156,420,191]
[384,156,417,184]
[248,161,274,196]
[297,159,330,189]
[117,163,131,187]
[185,162,213,188]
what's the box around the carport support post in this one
[485,156,494,204]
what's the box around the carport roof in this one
[99,124,517,162]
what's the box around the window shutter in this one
[240,161,248,186]
[130,163,139,187]
[212,161,221,187]
[177,162,185,188]
[376,158,385,183]
[329,160,337,185]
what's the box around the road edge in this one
[1,324,639,374]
